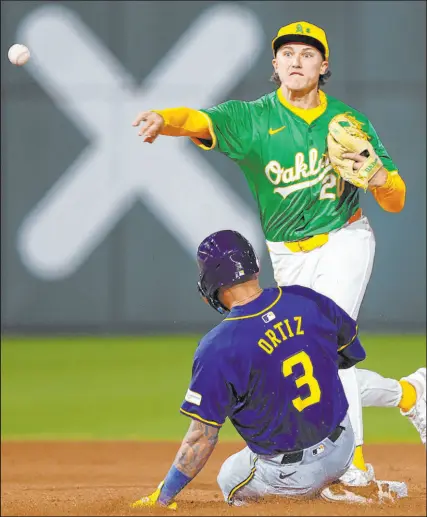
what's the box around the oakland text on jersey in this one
[264,148,333,186]
[258,315,305,354]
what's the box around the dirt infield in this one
[1,442,425,516]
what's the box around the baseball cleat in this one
[339,463,375,486]
[321,479,408,504]
[400,367,426,446]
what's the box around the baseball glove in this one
[327,113,383,191]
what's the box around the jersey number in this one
[319,172,345,200]
[282,351,321,412]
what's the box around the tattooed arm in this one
[156,419,220,506]
[174,418,219,476]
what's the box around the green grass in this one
[1,334,425,442]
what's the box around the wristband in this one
[157,465,192,506]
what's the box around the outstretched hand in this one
[132,111,165,144]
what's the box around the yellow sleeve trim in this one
[179,408,223,427]
[189,111,217,151]
[370,169,406,213]
[338,325,358,352]
[151,107,211,140]
[225,287,282,321]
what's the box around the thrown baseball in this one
[8,44,30,66]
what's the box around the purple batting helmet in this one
[197,230,260,314]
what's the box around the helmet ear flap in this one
[197,281,205,298]
[197,280,227,314]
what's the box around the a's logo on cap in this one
[295,23,312,35]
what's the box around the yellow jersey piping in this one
[179,408,223,427]
[338,325,359,352]
[225,287,283,321]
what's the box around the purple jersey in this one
[180,286,365,455]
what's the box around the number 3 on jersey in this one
[282,351,321,412]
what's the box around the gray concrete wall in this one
[1,1,425,333]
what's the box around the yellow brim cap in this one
[272,21,329,59]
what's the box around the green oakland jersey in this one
[193,90,398,242]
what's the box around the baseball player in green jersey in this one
[132,21,426,490]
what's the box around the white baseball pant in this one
[217,415,354,504]
[267,215,402,447]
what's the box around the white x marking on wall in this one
[16,4,265,280]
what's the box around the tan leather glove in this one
[327,113,383,191]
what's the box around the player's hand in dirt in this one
[130,481,177,510]
[132,111,165,144]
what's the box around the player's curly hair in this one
[270,69,332,88]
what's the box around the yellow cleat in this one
[130,481,178,511]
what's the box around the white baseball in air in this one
[8,44,30,66]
